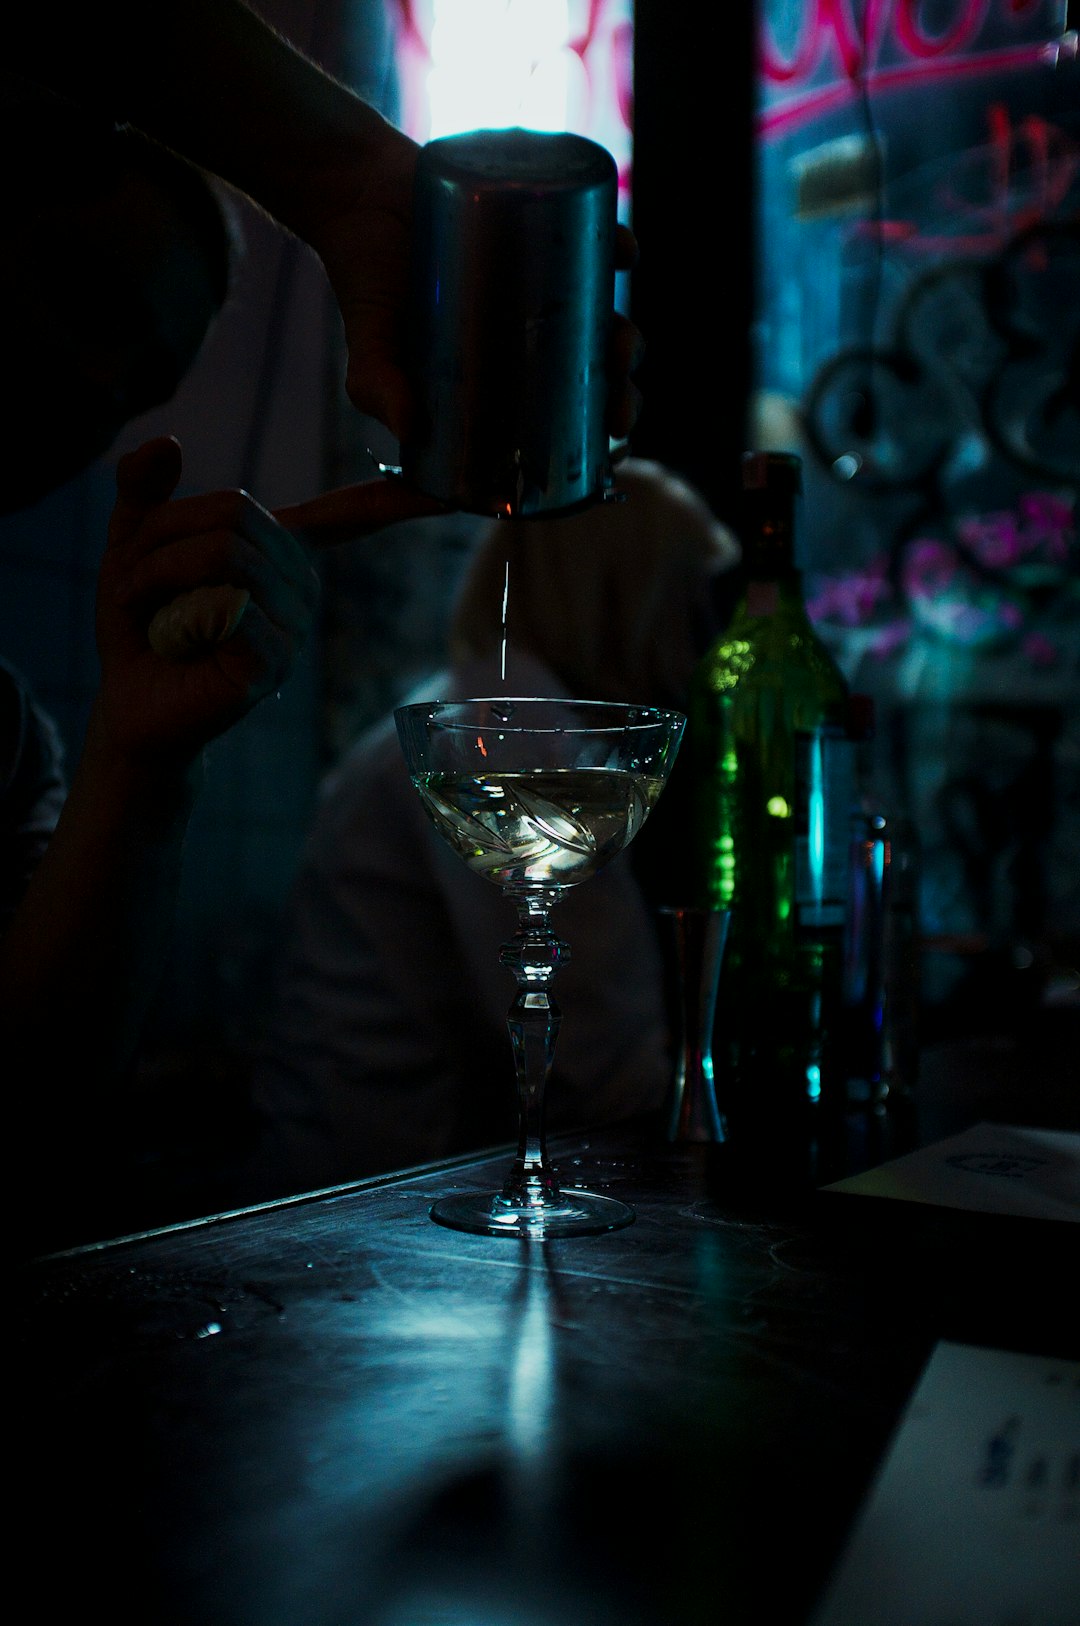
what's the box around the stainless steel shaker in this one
[400,126,619,519]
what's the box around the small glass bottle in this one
[842,693,922,1112]
[688,451,853,1145]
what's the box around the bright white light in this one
[427,0,573,139]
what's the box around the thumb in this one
[344,351,414,446]
[108,436,185,550]
[276,476,449,547]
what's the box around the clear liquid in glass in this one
[413,766,664,890]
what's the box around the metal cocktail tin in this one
[399,126,619,519]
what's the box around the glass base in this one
[429,1186,635,1239]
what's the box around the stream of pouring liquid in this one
[499,557,510,685]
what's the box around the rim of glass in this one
[395,697,686,733]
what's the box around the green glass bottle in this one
[689,451,852,1145]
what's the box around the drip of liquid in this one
[500,557,511,685]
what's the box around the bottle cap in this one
[846,693,875,741]
[739,450,801,574]
[742,450,803,493]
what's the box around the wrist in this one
[270,102,411,249]
[79,701,205,830]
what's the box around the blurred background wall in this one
[750,0,1078,1036]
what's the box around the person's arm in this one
[0,429,459,1086]
[0,717,203,1077]
[0,435,318,1080]
[15,0,417,437]
[13,0,642,443]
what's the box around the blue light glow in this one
[808,735,825,899]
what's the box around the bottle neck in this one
[739,568,805,620]
[741,488,797,580]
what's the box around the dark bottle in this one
[688,451,853,1147]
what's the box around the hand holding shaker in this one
[400,126,620,518]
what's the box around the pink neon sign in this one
[758,0,1067,134]
[867,103,1078,255]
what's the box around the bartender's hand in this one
[93,436,321,764]
[299,109,420,442]
[94,436,450,763]
[14,3,643,448]
[609,223,644,439]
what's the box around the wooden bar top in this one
[15,1067,1077,1626]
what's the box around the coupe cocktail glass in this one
[395,697,685,1238]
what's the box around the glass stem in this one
[499,889,570,1209]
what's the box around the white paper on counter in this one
[811,1340,1080,1626]
[822,1122,1080,1222]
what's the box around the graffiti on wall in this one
[754,0,1079,1008]
[759,0,1072,132]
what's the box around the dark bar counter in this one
[15,1059,1077,1626]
